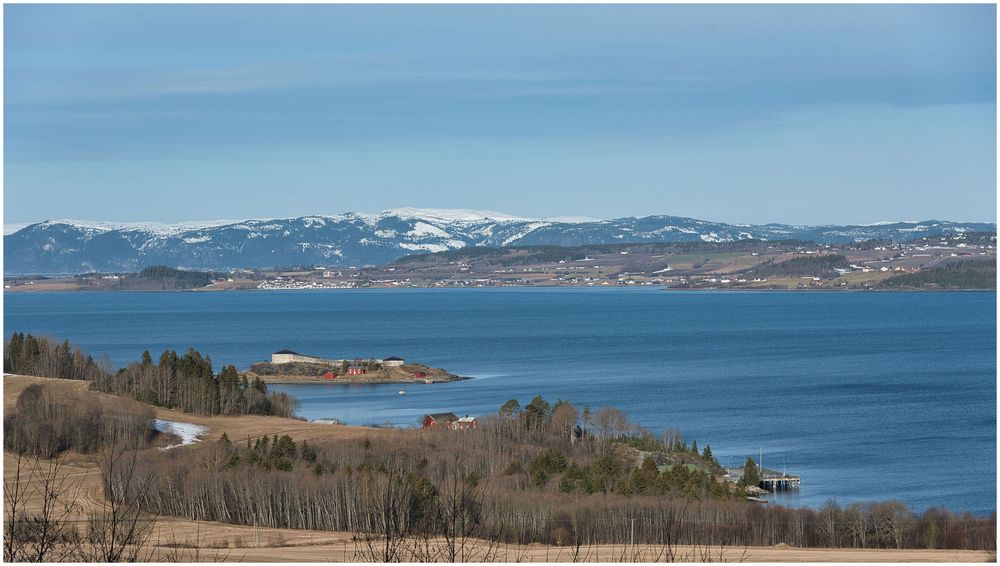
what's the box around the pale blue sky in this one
[4,4,996,225]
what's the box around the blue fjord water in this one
[3,288,995,514]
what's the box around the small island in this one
[246,349,468,384]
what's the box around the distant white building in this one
[271,349,330,364]
[383,356,405,367]
[271,349,401,366]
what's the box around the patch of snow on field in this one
[152,419,208,450]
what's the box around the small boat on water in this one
[398,390,406,395]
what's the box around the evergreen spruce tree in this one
[740,457,761,488]
[702,445,715,463]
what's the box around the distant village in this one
[238,232,996,291]
[5,232,994,292]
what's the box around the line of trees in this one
[91,350,297,418]
[4,333,107,381]
[4,332,298,418]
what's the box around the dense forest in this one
[106,265,220,290]
[3,332,297,418]
[744,254,850,279]
[878,259,996,290]
[125,396,995,554]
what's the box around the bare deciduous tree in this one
[79,440,157,562]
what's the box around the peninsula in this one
[247,350,466,384]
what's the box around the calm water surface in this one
[4,288,995,514]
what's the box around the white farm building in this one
[271,349,332,364]
[270,349,405,366]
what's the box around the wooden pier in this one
[759,471,801,492]
[724,467,801,493]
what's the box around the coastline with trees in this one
[2,333,996,561]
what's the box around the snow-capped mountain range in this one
[4,208,994,275]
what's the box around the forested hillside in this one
[3,332,297,417]
[110,265,219,290]
[744,254,850,278]
[129,395,996,554]
[878,259,996,290]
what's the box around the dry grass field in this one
[3,374,994,562]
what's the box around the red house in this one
[322,372,336,380]
[414,371,427,378]
[347,365,366,375]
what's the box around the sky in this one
[3,4,997,226]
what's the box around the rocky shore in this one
[246,360,468,385]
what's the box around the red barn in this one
[422,412,459,429]
[323,372,336,380]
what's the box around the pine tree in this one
[740,457,761,488]
[499,398,521,416]
[702,445,715,464]
[524,395,551,430]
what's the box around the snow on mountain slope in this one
[4,209,994,274]
[35,218,247,235]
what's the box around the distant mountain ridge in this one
[4,208,994,275]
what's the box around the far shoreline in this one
[4,284,996,293]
